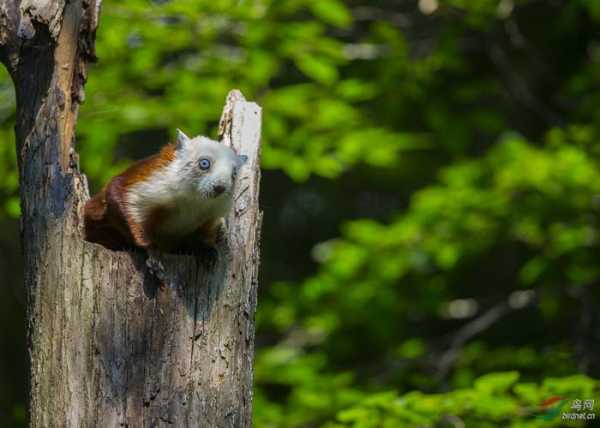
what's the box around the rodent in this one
[84,129,247,252]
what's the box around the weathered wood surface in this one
[0,2,262,426]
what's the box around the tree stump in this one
[0,2,262,426]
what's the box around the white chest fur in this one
[158,194,231,236]
[125,158,233,238]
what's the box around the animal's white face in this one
[174,130,247,201]
[126,130,248,239]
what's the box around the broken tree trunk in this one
[0,2,262,426]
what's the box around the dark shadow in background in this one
[0,217,26,428]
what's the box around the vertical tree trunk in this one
[0,2,262,427]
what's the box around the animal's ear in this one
[236,154,248,167]
[175,128,191,150]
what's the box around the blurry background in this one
[1,0,600,426]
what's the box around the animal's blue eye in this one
[199,158,211,170]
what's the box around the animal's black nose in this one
[213,184,226,196]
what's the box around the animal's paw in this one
[215,220,228,244]
[198,217,226,248]
[146,249,167,282]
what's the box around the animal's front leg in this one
[145,247,167,284]
[198,217,226,248]
[105,178,152,249]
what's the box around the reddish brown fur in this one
[143,205,171,249]
[83,144,176,250]
[83,190,131,250]
[196,218,223,247]
[121,144,176,187]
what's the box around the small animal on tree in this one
[84,129,247,252]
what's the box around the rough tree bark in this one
[0,2,262,427]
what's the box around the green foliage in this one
[307,131,600,296]
[254,131,600,426]
[77,0,425,184]
[0,67,18,217]
[330,373,599,428]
